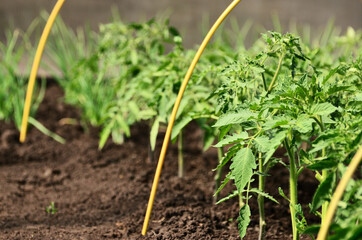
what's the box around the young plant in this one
[210,31,329,239]
[46,201,58,215]
[0,26,64,143]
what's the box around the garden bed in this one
[0,81,320,239]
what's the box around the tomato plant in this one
[211,30,361,240]
[12,11,360,239]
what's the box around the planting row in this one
[0,13,361,239]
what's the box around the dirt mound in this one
[0,83,317,239]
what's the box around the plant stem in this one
[321,169,328,225]
[178,130,184,178]
[313,116,329,225]
[284,137,299,240]
[239,193,245,208]
[147,125,154,163]
[261,73,267,92]
[267,52,285,95]
[258,152,266,240]
[214,147,224,203]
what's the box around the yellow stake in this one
[142,0,242,235]
[19,0,66,143]
[316,145,362,240]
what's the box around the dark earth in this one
[0,81,319,239]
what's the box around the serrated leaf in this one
[295,115,314,133]
[215,190,238,205]
[264,131,287,163]
[254,135,271,153]
[313,132,340,144]
[214,144,241,171]
[307,159,338,170]
[321,115,336,124]
[311,172,335,212]
[218,125,232,141]
[150,118,160,151]
[278,187,290,202]
[213,110,256,127]
[214,172,232,196]
[310,103,337,116]
[214,132,249,147]
[249,188,279,204]
[230,148,256,193]
[322,66,340,84]
[237,204,251,239]
[171,116,192,141]
[310,141,329,154]
[262,116,290,130]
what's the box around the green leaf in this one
[128,101,140,118]
[237,204,251,239]
[310,141,329,153]
[249,188,279,204]
[150,118,160,151]
[99,121,114,149]
[214,144,241,171]
[28,117,66,144]
[176,96,190,119]
[214,172,232,196]
[215,190,238,204]
[203,125,216,151]
[171,116,192,141]
[168,26,180,36]
[264,131,287,163]
[218,125,232,141]
[130,49,138,65]
[214,132,249,147]
[116,115,131,137]
[310,103,337,116]
[213,110,256,127]
[278,187,290,202]
[302,224,320,235]
[230,148,256,193]
[322,66,340,84]
[262,116,290,130]
[307,159,338,170]
[254,135,271,153]
[295,115,314,133]
[311,172,335,212]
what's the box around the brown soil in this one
[0,82,319,239]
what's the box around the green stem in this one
[267,52,285,95]
[148,142,154,163]
[313,116,329,225]
[284,137,299,240]
[261,73,267,92]
[147,125,154,163]
[178,130,184,178]
[321,170,328,224]
[239,194,245,209]
[214,147,224,203]
[258,152,266,240]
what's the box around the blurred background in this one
[1,0,361,48]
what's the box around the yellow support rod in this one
[141,0,242,235]
[19,0,66,143]
[316,145,362,240]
